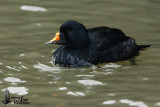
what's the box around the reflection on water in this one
[4,77,26,83]
[155,102,160,106]
[58,87,67,91]
[20,5,47,12]
[120,99,148,107]
[0,0,160,106]
[67,91,85,96]
[2,87,29,95]
[103,100,116,105]
[6,65,21,71]
[102,99,149,106]
[77,80,105,86]
[33,62,61,72]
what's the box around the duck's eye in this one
[71,30,76,32]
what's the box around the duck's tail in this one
[138,45,151,51]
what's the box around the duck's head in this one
[46,20,90,49]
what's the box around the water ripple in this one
[20,53,25,57]
[4,77,26,83]
[120,99,148,107]
[78,80,105,86]
[2,87,29,95]
[6,66,21,71]
[101,63,121,68]
[103,100,116,105]
[20,5,47,12]
[155,102,160,106]
[33,62,61,72]
[58,87,67,91]
[76,75,95,77]
[67,91,85,96]
[76,75,95,80]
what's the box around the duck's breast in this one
[53,46,91,67]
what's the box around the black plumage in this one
[46,20,150,67]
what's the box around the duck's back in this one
[87,27,139,64]
[88,27,129,49]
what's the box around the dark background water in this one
[0,0,160,107]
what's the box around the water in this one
[0,0,160,107]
